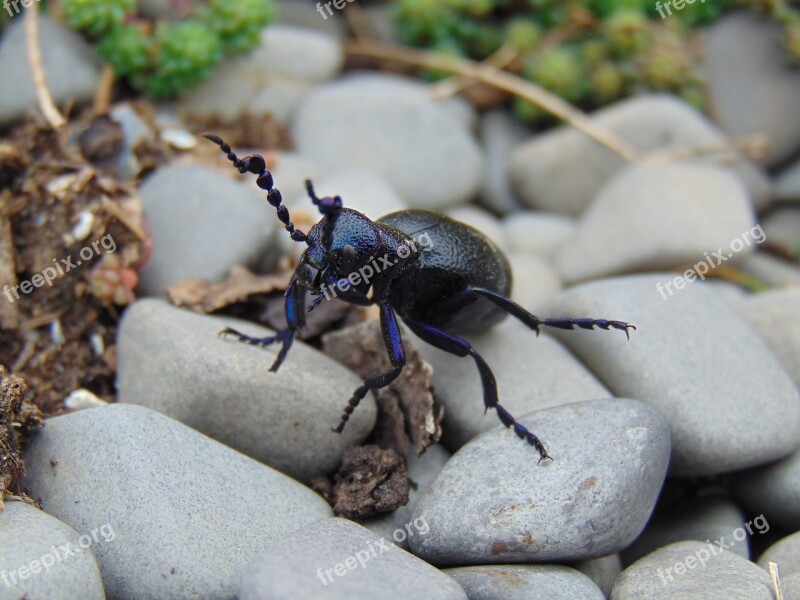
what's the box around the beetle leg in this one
[464,286,636,340]
[404,318,551,463]
[219,278,306,372]
[333,304,406,434]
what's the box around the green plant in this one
[393,0,800,121]
[61,0,275,99]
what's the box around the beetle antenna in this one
[203,134,308,244]
[305,179,342,251]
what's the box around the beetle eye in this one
[342,244,357,263]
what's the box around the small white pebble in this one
[71,210,95,242]
[89,332,105,356]
[64,388,107,411]
[161,128,197,150]
[50,319,65,347]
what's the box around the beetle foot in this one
[495,404,551,463]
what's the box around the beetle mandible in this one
[204,134,635,462]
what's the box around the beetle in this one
[204,134,635,462]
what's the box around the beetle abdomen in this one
[378,210,511,333]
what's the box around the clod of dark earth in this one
[311,445,410,520]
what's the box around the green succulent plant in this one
[62,0,275,99]
[394,0,800,122]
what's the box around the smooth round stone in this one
[503,212,577,258]
[137,165,275,296]
[239,518,467,600]
[478,110,529,214]
[409,399,670,565]
[446,206,509,253]
[571,554,623,598]
[0,15,102,124]
[611,541,774,599]
[291,170,406,220]
[733,253,800,288]
[274,0,346,37]
[784,573,800,600]
[117,299,376,483]
[363,444,451,550]
[733,448,800,532]
[508,94,771,216]
[547,274,800,477]
[293,73,484,210]
[704,13,800,167]
[410,319,611,450]
[737,289,800,388]
[22,404,332,600]
[622,494,749,564]
[553,164,755,284]
[0,502,105,600]
[761,209,800,254]
[508,251,562,314]
[758,531,800,578]
[776,159,800,202]
[181,25,343,123]
[445,565,604,600]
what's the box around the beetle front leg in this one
[332,303,406,434]
[219,277,306,372]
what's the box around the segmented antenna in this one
[203,134,308,244]
[305,179,342,252]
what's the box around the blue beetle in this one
[204,134,635,462]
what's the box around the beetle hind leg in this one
[404,318,551,463]
[464,286,636,339]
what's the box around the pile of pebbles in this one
[1,6,799,599]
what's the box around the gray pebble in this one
[776,159,800,202]
[239,517,467,600]
[508,94,771,216]
[758,531,800,578]
[571,554,623,598]
[445,564,604,600]
[0,15,101,124]
[611,541,774,600]
[409,399,670,565]
[784,573,800,600]
[508,251,562,314]
[363,444,451,549]
[117,298,376,482]
[181,25,343,123]
[503,212,577,258]
[0,501,104,600]
[737,289,800,388]
[733,252,800,288]
[137,165,275,296]
[762,208,800,254]
[733,448,800,532]
[548,274,800,476]
[293,73,484,210]
[704,13,800,167]
[478,110,528,214]
[553,164,756,284]
[273,0,346,37]
[622,493,750,564]
[22,404,332,600]
[411,319,611,450]
[291,170,406,220]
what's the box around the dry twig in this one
[24,4,66,129]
